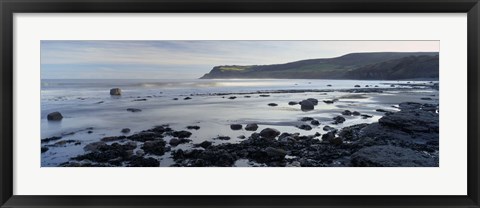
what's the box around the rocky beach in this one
[41,79,439,167]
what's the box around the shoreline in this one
[41,84,439,167]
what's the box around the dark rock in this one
[169,138,192,146]
[342,110,352,116]
[126,108,142,112]
[330,137,343,145]
[288,101,298,105]
[128,157,159,167]
[332,116,346,124]
[194,141,213,149]
[268,103,278,106]
[244,95,251,98]
[184,97,192,100]
[83,141,106,152]
[300,117,314,121]
[259,128,280,139]
[173,98,178,100]
[338,123,369,141]
[354,85,361,87]
[142,139,167,156]
[361,114,373,119]
[230,124,243,130]
[307,98,319,105]
[327,84,332,87]
[351,145,438,167]
[215,136,231,140]
[121,128,131,133]
[41,136,62,143]
[390,84,395,87]
[300,100,315,111]
[323,125,336,132]
[297,124,312,130]
[228,96,237,99]
[259,94,270,97]
[245,124,259,131]
[133,98,147,101]
[87,130,93,134]
[310,120,320,126]
[265,147,287,160]
[237,135,246,139]
[352,111,361,116]
[47,112,63,121]
[323,100,335,104]
[171,130,192,138]
[187,125,200,130]
[321,131,336,142]
[41,146,49,153]
[110,88,121,95]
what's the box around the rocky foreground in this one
[57,101,439,167]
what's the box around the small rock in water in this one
[245,124,259,131]
[354,85,361,88]
[300,117,314,121]
[171,130,192,138]
[230,124,242,130]
[332,116,346,124]
[323,100,335,104]
[127,108,142,112]
[259,128,280,139]
[259,94,270,97]
[237,135,246,139]
[83,141,106,152]
[374,85,379,87]
[186,125,200,130]
[297,124,312,131]
[307,98,319,105]
[173,98,178,100]
[228,96,237,100]
[390,84,395,87]
[244,95,251,98]
[327,84,332,87]
[352,111,361,116]
[300,100,314,111]
[365,85,369,87]
[184,97,192,100]
[133,98,147,101]
[121,128,131,133]
[288,101,298,105]
[268,103,278,106]
[342,110,352,116]
[110,88,121,95]
[323,125,336,132]
[361,114,373,119]
[310,120,320,126]
[169,138,192,146]
[47,112,63,121]
[421,97,433,100]
[215,136,231,140]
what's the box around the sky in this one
[41,40,439,79]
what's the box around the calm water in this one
[41,79,437,166]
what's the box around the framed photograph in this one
[1,0,479,207]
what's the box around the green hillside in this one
[200,52,439,80]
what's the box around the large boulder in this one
[110,88,121,95]
[259,128,280,139]
[245,124,259,131]
[351,145,438,167]
[47,112,63,121]
[300,100,315,111]
[230,124,242,130]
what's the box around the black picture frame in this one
[1,0,479,207]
